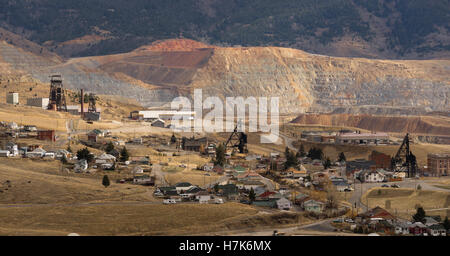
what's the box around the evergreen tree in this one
[170,133,177,144]
[214,144,226,167]
[298,144,306,157]
[102,175,110,188]
[338,152,346,162]
[323,157,332,169]
[307,147,324,160]
[120,147,130,162]
[443,216,450,230]
[412,207,426,223]
[284,147,299,169]
[105,141,115,154]
[248,187,256,203]
[67,145,72,153]
[77,148,94,162]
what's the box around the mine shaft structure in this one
[48,75,67,112]
[392,133,418,177]
[225,121,248,154]
[87,93,97,113]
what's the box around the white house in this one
[360,169,386,183]
[5,142,18,156]
[175,182,194,193]
[133,166,144,175]
[276,197,292,210]
[198,195,211,204]
[0,150,10,157]
[95,153,116,164]
[26,148,46,158]
[74,159,88,172]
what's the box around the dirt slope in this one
[291,114,450,135]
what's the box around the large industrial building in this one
[26,98,49,109]
[336,132,390,145]
[130,110,195,121]
[427,153,450,176]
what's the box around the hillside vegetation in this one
[0,0,448,59]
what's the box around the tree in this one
[307,147,323,160]
[67,145,72,153]
[214,184,219,194]
[60,154,68,165]
[170,133,177,144]
[443,217,450,230]
[338,152,346,162]
[214,143,226,167]
[284,147,298,169]
[248,187,256,203]
[102,175,110,188]
[120,147,130,162]
[412,207,426,223]
[77,148,94,162]
[105,141,115,154]
[323,157,332,169]
[298,144,306,157]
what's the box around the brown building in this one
[182,137,208,152]
[37,130,56,142]
[369,151,392,170]
[427,153,450,176]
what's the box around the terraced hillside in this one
[1,38,449,116]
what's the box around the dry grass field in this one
[0,203,259,236]
[292,140,449,166]
[362,187,450,219]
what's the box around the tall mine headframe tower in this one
[48,75,67,112]
[392,133,419,178]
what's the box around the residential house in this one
[236,180,265,191]
[358,206,396,221]
[203,163,214,172]
[182,137,208,152]
[252,198,278,208]
[427,224,447,236]
[74,159,88,172]
[217,184,239,200]
[133,166,144,175]
[293,165,308,178]
[332,179,351,192]
[409,222,428,236]
[151,119,165,128]
[0,150,10,157]
[133,175,155,186]
[276,197,292,210]
[5,142,18,156]
[303,200,325,213]
[394,221,411,235]
[423,217,439,227]
[175,182,194,193]
[358,169,386,183]
[26,148,46,158]
[37,130,56,142]
[95,153,116,165]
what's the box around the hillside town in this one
[1,80,449,236]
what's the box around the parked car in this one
[163,199,177,204]
[240,199,251,205]
[381,184,390,188]
[344,218,355,223]
[391,184,400,188]
[214,198,224,204]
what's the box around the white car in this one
[163,199,177,205]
